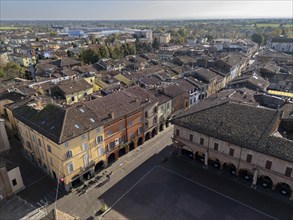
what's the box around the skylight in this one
[90,118,95,123]
[75,124,80,129]
[80,108,85,113]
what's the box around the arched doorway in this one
[165,120,170,128]
[239,169,253,181]
[152,128,157,137]
[275,182,292,197]
[119,147,126,157]
[159,124,164,132]
[137,137,143,146]
[94,161,105,174]
[195,151,205,163]
[258,176,273,189]
[181,146,193,160]
[210,158,221,169]
[71,175,82,188]
[223,163,237,176]
[108,153,116,166]
[145,132,151,141]
[129,142,135,151]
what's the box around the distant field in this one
[255,23,293,28]
[0,26,30,30]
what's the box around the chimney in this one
[109,111,114,118]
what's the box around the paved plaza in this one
[100,166,277,220]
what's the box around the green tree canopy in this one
[251,33,265,45]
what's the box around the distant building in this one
[134,30,153,43]
[269,38,293,53]
[153,33,171,44]
[0,119,10,153]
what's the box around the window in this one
[214,143,219,151]
[229,148,234,157]
[129,119,133,127]
[81,134,86,140]
[115,138,119,146]
[120,123,124,130]
[285,167,292,177]
[138,116,142,122]
[32,135,36,142]
[12,179,17,186]
[71,96,75,102]
[130,132,133,140]
[154,107,157,113]
[47,145,51,152]
[145,111,148,118]
[107,130,112,137]
[83,154,89,167]
[153,117,157,124]
[189,134,193,142]
[176,129,179,136]
[66,150,73,159]
[96,127,100,133]
[138,127,142,135]
[265,161,272,170]
[96,135,103,144]
[108,142,115,151]
[38,139,41,146]
[145,122,148,129]
[98,146,103,157]
[50,157,53,166]
[119,136,124,144]
[64,142,69,148]
[167,103,170,109]
[246,154,252,163]
[200,138,204,145]
[81,142,88,151]
[67,162,73,173]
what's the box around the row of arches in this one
[181,147,292,198]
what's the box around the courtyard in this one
[100,166,277,220]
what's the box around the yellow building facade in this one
[15,119,106,191]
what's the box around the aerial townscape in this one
[0,1,293,220]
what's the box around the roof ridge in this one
[173,100,231,121]
[58,108,68,144]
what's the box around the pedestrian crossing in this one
[36,186,67,207]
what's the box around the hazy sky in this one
[1,0,292,20]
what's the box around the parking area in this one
[100,166,276,220]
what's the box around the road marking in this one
[99,165,278,220]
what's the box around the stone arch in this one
[223,162,237,176]
[195,151,205,162]
[107,153,116,166]
[151,128,157,137]
[181,145,194,159]
[94,160,105,174]
[137,137,143,146]
[129,142,135,151]
[145,132,151,141]
[258,175,273,189]
[239,168,253,181]
[275,182,292,197]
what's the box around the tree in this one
[0,62,25,79]
[251,33,265,46]
[80,48,101,64]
